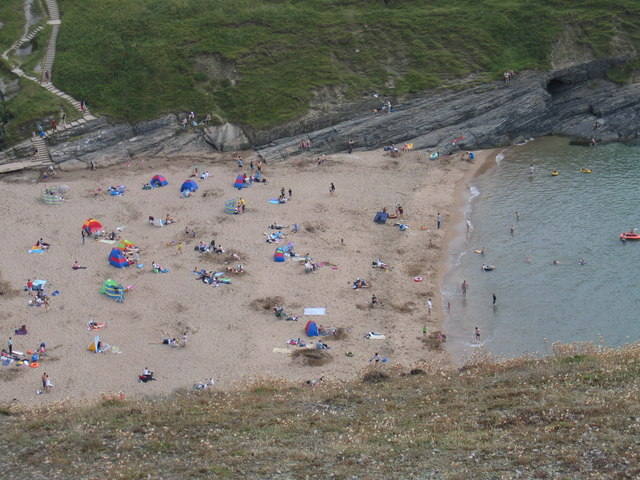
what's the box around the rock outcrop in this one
[48,115,211,170]
[5,56,640,171]
[255,57,640,161]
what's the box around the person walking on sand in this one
[492,293,497,305]
[370,352,380,364]
[461,280,468,296]
[475,327,481,342]
[330,183,336,195]
[348,138,355,154]
[423,325,428,336]
[42,373,48,390]
[426,298,432,314]
[437,213,442,229]
[8,337,12,355]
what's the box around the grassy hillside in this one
[51,0,640,127]
[1,343,639,478]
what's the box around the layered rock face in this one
[16,57,640,170]
[255,57,640,162]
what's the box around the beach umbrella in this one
[82,218,103,234]
[116,240,134,251]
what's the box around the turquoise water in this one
[443,137,640,361]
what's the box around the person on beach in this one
[370,353,380,364]
[462,280,468,295]
[437,213,442,229]
[348,138,355,154]
[475,327,481,342]
[492,293,497,305]
[72,261,87,270]
[8,337,12,355]
[42,373,48,390]
[423,325,428,336]
[426,298,432,314]
[466,218,471,232]
[330,183,336,194]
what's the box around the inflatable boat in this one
[620,231,640,241]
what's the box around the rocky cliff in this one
[5,57,640,171]
[255,56,640,162]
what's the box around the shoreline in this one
[436,149,500,363]
[1,146,481,406]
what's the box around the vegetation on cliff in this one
[48,0,640,127]
[1,343,638,478]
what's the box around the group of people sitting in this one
[352,278,370,289]
[225,264,244,274]
[196,271,223,285]
[151,261,168,273]
[35,238,50,250]
[139,367,155,383]
[274,305,300,321]
[162,337,181,347]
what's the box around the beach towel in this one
[269,199,281,204]
[28,249,45,254]
[365,332,385,339]
[272,348,291,354]
[99,239,116,245]
[304,308,326,315]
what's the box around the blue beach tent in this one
[180,179,199,192]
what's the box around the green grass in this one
[0,343,639,478]
[0,0,25,52]
[1,0,640,147]
[47,0,640,127]
[1,76,81,146]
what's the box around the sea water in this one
[443,136,640,362]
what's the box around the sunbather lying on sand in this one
[372,258,389,269]
[352,278,370,289]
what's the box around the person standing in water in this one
[492,293,497,305]
[475,327,481,342]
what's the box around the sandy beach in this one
[0,146,495,404]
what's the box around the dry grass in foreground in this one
[0,342,639,479]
